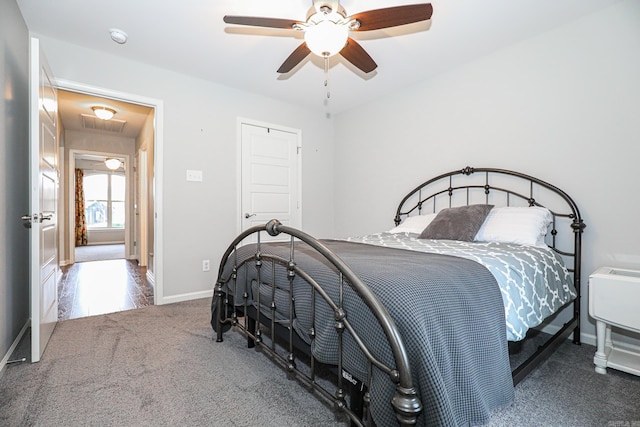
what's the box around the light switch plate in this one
[186,169,203,182]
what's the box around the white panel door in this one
[241,122,301,240]
[29,38,59,362]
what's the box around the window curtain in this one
[75,168,88,246]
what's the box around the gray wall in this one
[0,0,30,367]
[333,0,640,347]
[34,35,336,304]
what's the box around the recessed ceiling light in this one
[109,28,128,44]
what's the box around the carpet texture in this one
[75,244,125,263]
[1,299,345,426]
[1,298,640,426]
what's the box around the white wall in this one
[36,35,335,302]
[333,1,640,345]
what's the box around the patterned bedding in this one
[345,232,577,341]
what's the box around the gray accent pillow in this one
[418,204,494,241]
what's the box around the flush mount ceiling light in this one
[109,28,128,44]
[92,106,116,120]
[104,158,122,170]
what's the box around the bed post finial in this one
[571,219,586,233]
[266,219,282,236]
[392,385,422,426]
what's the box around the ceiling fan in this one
[223,1,433,74]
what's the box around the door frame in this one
[68,149,132,259]
[137,150,149,267]
[236,117,303,235]
[56,79,164,305]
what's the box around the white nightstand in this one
[589,267,640,376]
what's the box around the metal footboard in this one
[213,219,421,426]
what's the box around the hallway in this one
[58,259,154,321]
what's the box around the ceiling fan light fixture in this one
[92,106,116,120]
[104,158,122,170]
[304,18,348,57]
[223,2,433,74]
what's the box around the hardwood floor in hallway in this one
[58,259,154,321]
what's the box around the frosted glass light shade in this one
[304,20,348,57]
[92,106,116,120]
[105,158,121,170]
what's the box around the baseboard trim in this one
[158,289,213,305]
[581,331,640,354]
[582,332,596,347]
[0,319,31,376]
[85,241,125,246]
[541,320,640,353]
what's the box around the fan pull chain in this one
[324,55,330,99]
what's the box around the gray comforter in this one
[213,240,515,426]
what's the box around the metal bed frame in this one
[394,166,585,384]
[212,166,585,426]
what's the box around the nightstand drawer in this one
[589,267,640,333]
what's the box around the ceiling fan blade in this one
[277,43,312,73]
[350,4,433,31]
[223,15,300,30]
[339,38,377,73]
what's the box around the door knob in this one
[39,213,53,222]
[244,213,256,219]
[21,214,33,229]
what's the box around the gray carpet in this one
[75,244,125,263]
[1,298,639,426]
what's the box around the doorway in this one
[238,119,302,239]
[71,151,129,261]
[56,84,161,319]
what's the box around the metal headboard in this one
[394,166,586,347]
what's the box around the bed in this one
[211,166,585,426]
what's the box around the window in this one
[84,172,125,229]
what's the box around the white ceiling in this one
[17,0,622,124]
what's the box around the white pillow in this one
[389,213,438,234]
[474,206,552,247]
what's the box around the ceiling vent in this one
[80,114,127,133]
